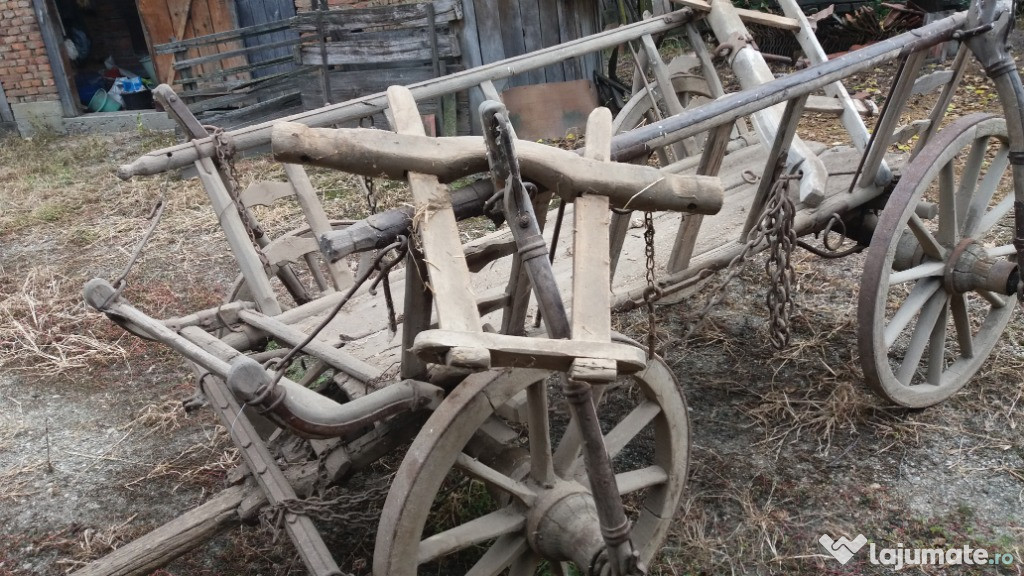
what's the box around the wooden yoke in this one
[386,86,489,370]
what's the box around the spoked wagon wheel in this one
[374,357,690,575]
[859,114,1020,408]
[612,73,713,145]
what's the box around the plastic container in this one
[87,89,121,112]
[122,89,153,110]
[138,55,156,80]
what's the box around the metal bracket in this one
[714,31,757,64]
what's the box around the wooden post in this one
[387,85,487,369]
[282,163,353,290]
[704,0,826,206]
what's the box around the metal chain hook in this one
[642,210,662,359]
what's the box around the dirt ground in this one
[2,24,1024,576]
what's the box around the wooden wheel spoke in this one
[616,465,669,495]
[908,214,947,259]
[464,534,530,576]
[604,401,661,461]
[418,508,526,565]
[525,381,555,485]
[894,291,948,385]
[955,136,989,225]
[963,144,1009,236]
[938,161,959,246]
[974,195,1014,237]
[926,299,949,384]
[455,453,536,505]
[986,243,1016,258]
[978,290,1008,309]
[889,261,944,285]
[950,294,975,359]
[884,278,942,348]
[508,551,542,576]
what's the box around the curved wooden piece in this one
[271,122,724,215]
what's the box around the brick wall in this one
[0,0,59,103]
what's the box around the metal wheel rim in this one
[858,114,1017,408]
[373,358,690,576]
[611,73,713,135]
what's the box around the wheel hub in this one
[943,238,1019,295]
[525,480,605,570]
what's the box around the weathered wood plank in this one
[387,86,482,335]
[292,0,461,32]
[413,330,646,373]
[572,108,613,343]
[670,0,801,30]
[176,36,304,70]
[298,34,460,66]
[538,0,565,82]
[556,0,579,80]
[154,18,293,53]
[519,0,546,85]
[472,0,506,65]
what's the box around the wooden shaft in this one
[118,10,696,179]
[69,485,249,576]
[611,13,966,160]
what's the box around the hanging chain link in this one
[763,178,797,349]
[641,210,663,359]
[210,126,268,265]
[682,173,798,350]
[364,175,378,215]
[259,480,391,556]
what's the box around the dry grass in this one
[0,265,128,374]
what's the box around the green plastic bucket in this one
[88,88,121,112]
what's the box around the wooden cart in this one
[78,0,1023,574]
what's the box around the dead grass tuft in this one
[127,399,187,435]
[123,424,239,491]
[0,266,127,374]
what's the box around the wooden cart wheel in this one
[858,114,1019,408]
[374,357,690,575]
[612,73,712,136]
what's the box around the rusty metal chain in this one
[260,480,391,541]
[641,211,663,359]
[209,126,268,265]
[681,174,798,349]
[763,179,796,349]
[364,175,378,215]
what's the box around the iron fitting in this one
[517,235,549,262]
[600,519,632,547]
[562,379,592,403]
[1009,151,1024,166]
[984,58,1017,79]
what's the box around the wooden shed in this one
[0,0,605,133]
